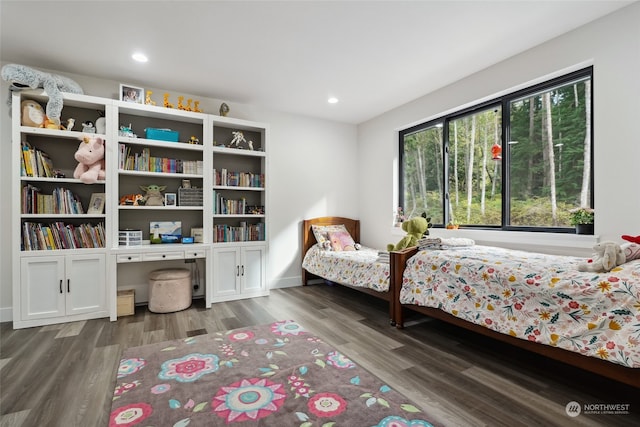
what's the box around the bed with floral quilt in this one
[302,217,393,322]
[390,244,640,387]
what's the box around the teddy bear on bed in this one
[578,241,625,273]
[387,214,432,251]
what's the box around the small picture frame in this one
[88,193,106,214]
[165,193,177,206]
[120,84,144,104]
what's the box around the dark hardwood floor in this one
[1,284,638,426]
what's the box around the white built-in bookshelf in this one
[11,90,269,328]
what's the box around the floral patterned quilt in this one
[400,245,640,368]
[302,244,390,292]
[110,321,438,426]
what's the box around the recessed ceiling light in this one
[132,52,148,63]
[328,97,339,104]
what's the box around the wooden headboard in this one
[301,217,360,285]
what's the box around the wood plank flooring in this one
[1,284,638,426]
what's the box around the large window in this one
[399,67,593,232]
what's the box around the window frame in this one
[398,66,594,233]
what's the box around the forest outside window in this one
[399,67,593,232]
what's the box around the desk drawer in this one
[184,249,206,259]
[117,253,142,263]
[143,252,184,262]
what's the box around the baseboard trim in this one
[269,276,302,289]
[0,306,13,323]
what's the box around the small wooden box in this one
[117,290,135,316]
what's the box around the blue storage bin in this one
[145,128,179,142]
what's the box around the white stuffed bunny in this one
[578,241,626,273]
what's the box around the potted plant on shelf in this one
[569,207,594,235]
[446,220,459,230]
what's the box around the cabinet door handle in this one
[162,254,166,258]
[67,279,70,293]
[236,266,240,276]
[241,265,244,276]
[59,279,63,294]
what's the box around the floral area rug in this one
[110,320,439,426]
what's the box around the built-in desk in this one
[109,243,212,319]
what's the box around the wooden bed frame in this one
[390,247,639,388]
[301,217,394,323]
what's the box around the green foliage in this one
[402,76,591,228]
[569,207,594,225]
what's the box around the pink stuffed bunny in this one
[73,135,105,184]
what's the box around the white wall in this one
[357,3,640,256]
[0,68,358,321]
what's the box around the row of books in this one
[213,223,265,243]
[213,168,264,188]
[21,142,55,178]
[22,185,84,215]
[22,221,105,250]
[118,144,203,174]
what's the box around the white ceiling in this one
[0,1,635,124]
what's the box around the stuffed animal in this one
[387,216,430,251]
[2,63,83,126]
[21,99,45,127]
[578,241,626,273]
[73,136,105,184]
[621,235,640,262]
[140,185,166,206]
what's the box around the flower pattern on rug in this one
[271,319,305,336]
[326,350,356,369]
[110,320,440,426]
[211,377,286,422]
[117,358,146,379]
[109,402,152,426]
[308,392,347,418]
[158,353,219,382]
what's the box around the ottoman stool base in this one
[148,268,192,313]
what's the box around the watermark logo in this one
[565,401,631,417]
[566,401,581,418]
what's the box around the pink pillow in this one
[623,243,640,262]
[328,230,356,251]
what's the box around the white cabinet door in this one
[213,247,241,298]
[241,245,265,294]
[66,254,106,316]
[20,254,106,321]
[20,256,65,321]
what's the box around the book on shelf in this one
[213,222,265,243]
[213,168,265,188]
[21,221,105,250]
[22,185,85,215]
[21,142,55,178]
[119,144,202,175]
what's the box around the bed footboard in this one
[390,246,418,328]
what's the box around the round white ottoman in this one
[148,268,192,313]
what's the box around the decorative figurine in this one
[81,120,96,133]
[145,90,156,106]
[188,136,200,145]
[177,96,185,110]
[229,131,246,148]
[185,98,193,112]
[163,93,174,109]
[65,118,75,131]
[193,101,202,113]
[219,102,229,117]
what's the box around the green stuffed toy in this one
[387,215,431,251]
